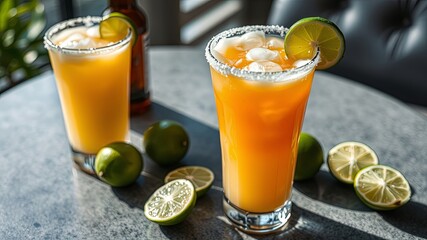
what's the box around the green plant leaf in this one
[0,0,48,84]
[25,2,46,41]
[14,1,36,17]
[0,0,13,32]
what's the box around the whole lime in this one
[143,120,190,166]
[95,142,143,187]
[294,132,324,180]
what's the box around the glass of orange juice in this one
[44,16,132,174]
[205,25,319,233]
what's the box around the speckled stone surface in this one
[0,47,427,239]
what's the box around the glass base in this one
[223,196,292,234]
[71,148,96,175]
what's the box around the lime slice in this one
[327,142,378,184]
[165,166,214,198]
[144,179,197,225]
[295,132,324,181]
[354,165,411,210]
[284,17,345,69]
[100,12,137,46]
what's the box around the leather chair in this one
[268,0,427,107]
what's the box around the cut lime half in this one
[165,166,214,198]
[327,141,378,184]
[144,179,196,225]
[100,12,137,46]
[284,17,345,69]
[354,165,411,210]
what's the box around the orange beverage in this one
[205,26,319,233]
[44,17,132,174]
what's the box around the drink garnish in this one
[99,12,137,46]
[284,17,345,69]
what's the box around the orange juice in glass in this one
[205,25,319,233]
[44,16,132,174]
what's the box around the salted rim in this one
[44,16,131,55]
[205,25,320,82]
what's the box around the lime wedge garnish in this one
[327,141,378,184]
[165,166,214,198]
[99,12,137,46]
[354,165,411,210]
[284,17,345,69]
[144,179,196,225]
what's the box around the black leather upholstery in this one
[268,0,427,106]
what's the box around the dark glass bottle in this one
[107,0,150,114]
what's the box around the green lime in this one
[294,132,324,180]
[100,12,137,46]
[94,142,143,187]
[143,120,190,166]
[165,166,214,198]
[327,141,378,184]
[354,165,411,210]
[144,179,197,225]
[284,17,345,69]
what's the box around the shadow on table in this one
[111,173,164,210]
[294,170,427,239]
[73,171,382,239]
[379,201,427,239]
[158,193,382,240]
[294,170,369,211]
[130,102,223,188]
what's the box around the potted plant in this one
[0,0,47,93]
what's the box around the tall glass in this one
[205,25,319,233]
[44,17,132,174]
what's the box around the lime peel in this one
[143,120,190,166]
[295,132,324,181]
[94,142,143,187]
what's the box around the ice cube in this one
[211,49,233,65]
[293,59,311,68]
[60,36,101,49]
[245,60,282,72]
[246,48,280,62]
[265,37,283,49]
[58,33,86,48]
[86,25,100,38]
[213,36,241,56]
[239,31,265,50]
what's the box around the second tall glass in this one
[205,25,319,233]
[44,16,132,174]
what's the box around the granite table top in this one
[1,47,426,240]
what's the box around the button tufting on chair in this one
[268,0,427,106]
